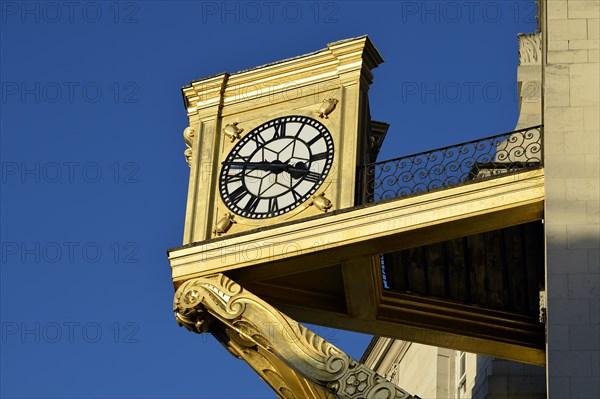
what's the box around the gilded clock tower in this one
[180,36,382,242]
[170,37,418,398]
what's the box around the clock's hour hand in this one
[285,162,309,177]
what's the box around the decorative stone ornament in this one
[173,274,417,399]
[310,192,332,212]
[213,212,235,235]
[223,122,243,142]
[518,33,541,65]
[183,127,195,167]
[317,98,338,119]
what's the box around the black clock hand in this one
[222,162,287,172]
[285,162,309,178]
[222,161,309,176]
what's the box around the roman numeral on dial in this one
[273,122,286,139]
[291,189,302,202]
[229,186,247,204]
[268,198,278,213]
[310,152,328,162]
[251,133,266,146]
[233,155,250,163]
[307,135,322,146]
[294,122,306,138]
[224,172,243,184]
[243,195,260,214]
[304,171,321,184]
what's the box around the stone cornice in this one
[181,36,383,114]
[182,73,228,116]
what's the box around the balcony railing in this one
[360,125,543,203]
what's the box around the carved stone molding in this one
[210,321,335,399]
[518,33,541,65]
[174,273,416,399]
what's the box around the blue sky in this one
[1,1,536,398]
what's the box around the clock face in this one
[219,115,334,219]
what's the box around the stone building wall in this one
[363,2,599,398]
[363,340,545,399]
[543,0,600,397]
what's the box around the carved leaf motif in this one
[518,33,541,65]
[173,273,416,399]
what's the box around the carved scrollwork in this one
[175,274,245,326]
[173,273,416,399]
[213,323,314,399]
[329,361,409,399]
[362,126,542,203]
[518,33,541,65]
[183,127,195,167]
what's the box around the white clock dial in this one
[219,116,334,219]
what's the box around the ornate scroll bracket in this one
[183,127,195,167]
[174,273,416,399]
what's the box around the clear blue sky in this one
[1,1,536,398]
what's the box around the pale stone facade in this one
[516,33,542,130]
[542,0,600,398]
[362,340,546,399]
[544,1,599,398]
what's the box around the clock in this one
[219,115,334,219]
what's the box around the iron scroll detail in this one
[361,125,542,203]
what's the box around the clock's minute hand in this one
[222,161,286,171]
[222,161,309,175]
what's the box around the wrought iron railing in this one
[361,125,542,203]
